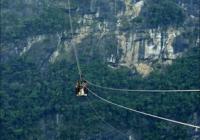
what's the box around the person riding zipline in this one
[75,79,88,96]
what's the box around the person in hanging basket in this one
[75,80,88,96]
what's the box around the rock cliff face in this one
[2,0,199,76]
[114,27,182,76]
[1,1,200,140]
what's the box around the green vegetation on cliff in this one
[1,0,72,43]
[1,45,199,139]
[1,0,200,139]
[133,0,186,29]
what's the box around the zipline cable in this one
[87,88,200,129]
[67,0,82,80]
[86,96,128,139]
[67,0,128,137]
[67,0,200,130]
[86,80,200,92]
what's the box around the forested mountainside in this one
[1,0,200,140]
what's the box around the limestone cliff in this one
[1,0,199,76]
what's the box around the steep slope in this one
[1,0,200,75]
[1,0,200,140]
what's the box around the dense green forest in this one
[1,0,200,139]
[1,46,200,139]
[1,0,72,43]
[140,0,185,28]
